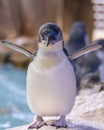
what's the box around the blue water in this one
[0,64,33,130]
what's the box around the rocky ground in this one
[6,124,100,130]
[69,91,104,129]
[7,91,104,130]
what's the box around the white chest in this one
[26,54,76,116]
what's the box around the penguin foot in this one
[28,116,47,129]
[49,116,67,128]
[28,121,47,129]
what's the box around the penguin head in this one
[70,22,86,38]
[37,23,63,50]
[69,22,88,44]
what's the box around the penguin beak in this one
[46,36,51,47]
[46,38,50,46]
[46,32,56,46]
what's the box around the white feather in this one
[26,41,76,117]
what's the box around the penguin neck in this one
[34,41,66,69]
[37,41,64,59]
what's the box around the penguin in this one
[80,71,104,95]
[65,22,89,89]
[26,23,77,129]
[65,22,89,55]
[95,39,104,83]
[65,22,104,90]
[2,23,103,129]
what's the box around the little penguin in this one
[65,22,89,89]
[2,23,104,129]
[65,22,89,55]
[26,23,76,128]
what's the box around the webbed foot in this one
[49,116,67,128]
[28,116,47,129]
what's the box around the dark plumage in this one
[37,23,63,46]
[65,22,88,55]
[80,72,104,93]
[36,22,69,57]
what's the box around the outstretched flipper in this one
[69,43,103,60]
[2,40,34,59]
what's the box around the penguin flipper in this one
[2,40,34,59]
[69,43,103,61]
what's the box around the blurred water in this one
[0,64,33,130]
